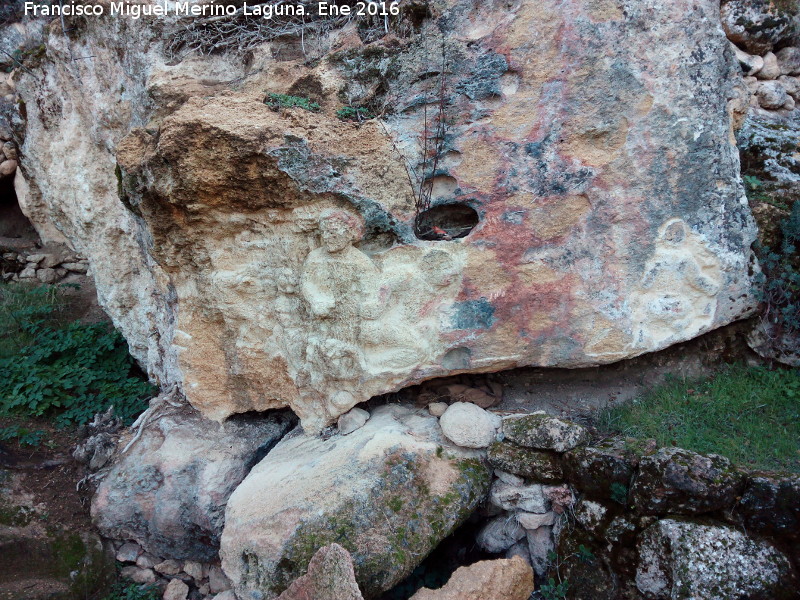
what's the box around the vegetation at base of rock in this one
[265,93,320,112]
[101,581,161,600]
[0,283,155,426]
[0,423,45,446]
[336,106,373,121]
[598,365,800,472]
[754,201,800,338]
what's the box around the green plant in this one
[265,92,320,112]
[0,424,45,447]
[609,482,628,505]
[0,283,154,427]
[336,105,373,122]
[540,576,569,600]
[754,200,800,339]
[102,581,161,600]
[598,365,800,472]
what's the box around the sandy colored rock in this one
[427,402,448,417]
[276,544,363,600]
[9,0,756,432]
[163,578,189,600]
[439,402,498,448]
[757,52,781,80]
[0,159,17,177]
[337,407,369,435]
[409,556,533,600]
[220,406,490,599]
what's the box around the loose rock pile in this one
[1,245,89,283]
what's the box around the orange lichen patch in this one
[463,248,514,299]
[455,135,505,193]
[517,261,564,287]
[560,117,630,167]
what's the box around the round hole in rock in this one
[415,203,479,241]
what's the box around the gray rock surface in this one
[439,402,498,449]
[92,405,295,561]
[636,519,796,599]
[502,413,589,452]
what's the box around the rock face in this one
[219,405,490,599]
[635,519,796,599]
[91,405,295,561]
[11,0,757,431]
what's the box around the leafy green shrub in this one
[264,93,320,112]
[0,425,45,447]
[0,283,154,426]
[102,581,161,600]
[598,365,800,472]
[755,200,800,337]
[336,106,373,122]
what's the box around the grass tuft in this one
[597,365,800,473]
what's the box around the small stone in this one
[183,560,204,581]
[515,511,556,531]
[779,76,800,100]
[476,515,526,553]
[2,141,17,160]
[26,254,46,265]
[526,526,553,577]
[18,266,36,279]
[61,261,89,273]
[502,413,589,452]
[427,402,448,417]
[0,159,17,177]
[163,578,189,600]
[39,254,61,269]
[757,51,781,80]
[155,559,183,576]
[490,479,548,513]
[116,542,143,563]
[36,268,57,284]
[505,540,531,567]
[337,407,369,435]
[494,470,525,486]
[776,47,800,76]
[440,402,498,448]
[732,44,764,76]
[755,80,787,110]
[55,268,68,278]
[136,554,159,569]
[120,566,156,584]
[198,584,210,596]
[211,592,236,600]
[783,95,795,111]
[207,565,231,594]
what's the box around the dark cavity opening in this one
[0,176,36,240]
[415,203,479,241]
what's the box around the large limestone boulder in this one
[16,0,756,431]
[635,518,797,599]
[92,406,295,561]
[219,405,490,599]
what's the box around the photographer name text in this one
[24,1,400,20]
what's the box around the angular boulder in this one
[630,447,744,515]
[562,438,643,501]
[636,518,797,599]
[502,414,589,452]
[219,405,490,599]
[721,0,798,54]
[735,472,800,540]
[92,406,295,561]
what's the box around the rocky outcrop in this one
[275,544,363,600]
[8,0,757,431]
[92,405,295,562]
[219,405,490,599]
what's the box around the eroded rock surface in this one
[219,405,490,599]
[409,556,534,600]
[10,0,757,431]
[91,405,295,561]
